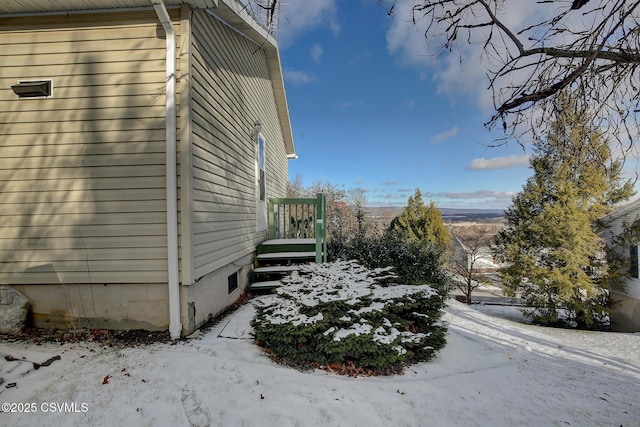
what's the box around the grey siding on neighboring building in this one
[0,11,175,284]
[601,200,640,300]
[187,10,287,281]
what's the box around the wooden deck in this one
[250,195,326,292]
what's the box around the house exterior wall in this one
[0,11,179,329]
[179,252,253,333]
[601,202,640,300]
[610,291,640,332]
[178,9,289,330]
[187,10,287,280]
[600,199,640,332]
[0,5,291,334]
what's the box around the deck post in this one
[268,199,275,239]
[315,220,323,263]
[315,193,327,263]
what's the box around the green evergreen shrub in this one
[337,231,449,294]
[252,261,448,374]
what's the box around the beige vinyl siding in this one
[0,11,179,285]
[188,10,287,279]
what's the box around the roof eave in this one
[601,198,640,223]
[0,1,218,15]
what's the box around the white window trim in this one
[256,132,267,232]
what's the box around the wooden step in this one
[256,251,316,261]
[261,238,315,246]
[248,280,282,291]
[253,265,300,274]
[257,238,316,254]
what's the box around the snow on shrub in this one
[251,260,447,374]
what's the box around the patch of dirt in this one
[1,327,172,347]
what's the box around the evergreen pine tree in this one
[389,188,451,252]
[494,94,634,328]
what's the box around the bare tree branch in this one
[389,0,640,149]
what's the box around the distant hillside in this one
[438,208,505,223]
[367,206,505,223]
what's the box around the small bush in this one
[337,232,449,294]
[252,260,447,374]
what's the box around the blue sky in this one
[274,0,534,209]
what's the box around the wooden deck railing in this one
[268,193,327,262]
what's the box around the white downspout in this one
[152,0,181,339]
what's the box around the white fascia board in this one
[602,198,640,223]
[0,1,218,15]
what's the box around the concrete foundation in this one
[11,253,254,335]
[180,253,253,336]
[13,283,170,331]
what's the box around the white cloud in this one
[284,69,317,86]
[467,154,529,170]
[431,126,459,144]
[310,43,323,63]
[276,0,339,48]
[337,100,365,112]
[385,0,551,113]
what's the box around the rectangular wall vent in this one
[11,80,53,98]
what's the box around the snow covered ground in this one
[1,299,639,427]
